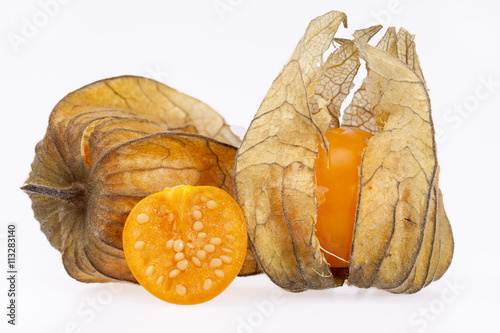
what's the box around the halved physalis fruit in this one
[123,185,247,305]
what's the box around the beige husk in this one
[234,11,453,293]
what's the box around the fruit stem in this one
[21,183,84,203]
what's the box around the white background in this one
[1,0,499,332]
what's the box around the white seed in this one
[186,242,195,249]
[220,255,232,264]
[174,252,185,262]
[134,241,145,250]
[160,205,168,214]
[156,276,164,285]
[192,210,202,220]
[174,239,184,252]
[225,234,235,241]
[203,244,215,253]
[175,284,187,295]
[209,237,222,246]
[209,258,222,268]
[196,250,207,260]
[206,200,216,209]
[136,213,150,224]
[166,239,174,249]
[214,269,224,278]
[192,257,201,267]
[145,265,154,276]
[191,205,200,211]
[197,232,207,239]
[169,269,180,278]
[203,279,213,290]
[177,259,188,271]
[222,248,233,253]
[193,221,204,231]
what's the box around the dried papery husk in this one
[235,11,381,291]
[347,31,453,293]
[22,76,260,283]
[235,11,453,293]
[342,27,426,133]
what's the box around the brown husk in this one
[22,76,261,283]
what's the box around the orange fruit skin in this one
[123,185,247,305]
[315,127,373,268]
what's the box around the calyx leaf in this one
[235,11,364,291]
[348,31,453,293]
